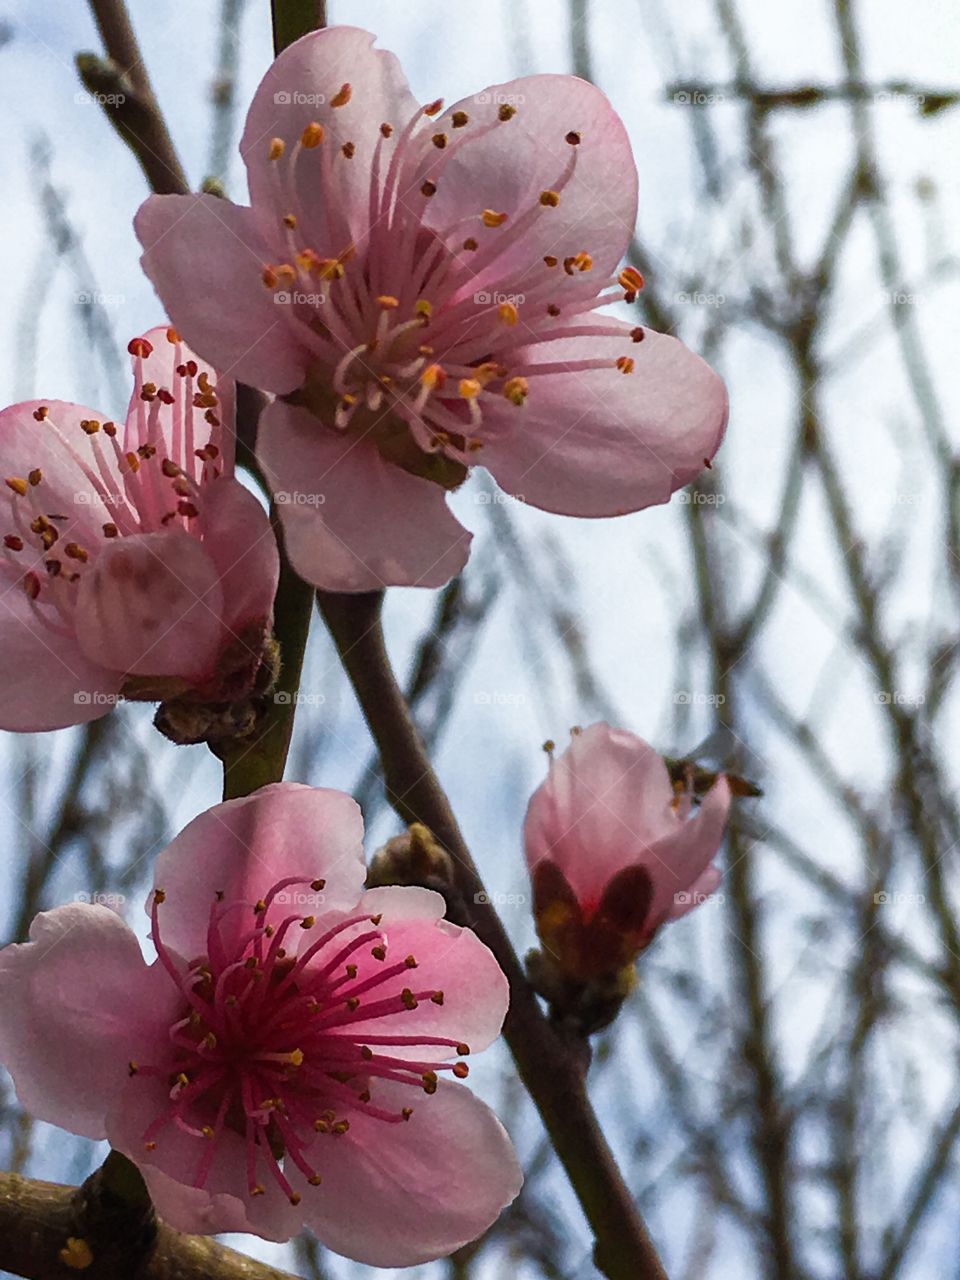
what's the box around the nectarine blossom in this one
[525,724,731,980]
[0,784,520,1266]
[136,27,728,591]
[0,327,278,732]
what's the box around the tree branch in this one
[316,589,668,1280]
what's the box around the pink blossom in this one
[0,783,521,1265]
[524,724,731,978]
[0,327,279,731]
[136,27,728,592]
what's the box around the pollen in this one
[301,122,325,148]
[458,378,482,400]
[503,376,529,406]
[498,301,519,326]
[482,209,508,228]
[268,138,285,161]
[330,83,352,108]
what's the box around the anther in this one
[5,477,27,496]
[539,190,560,207]
[630,326,646,342]
[462,237,478,251]
[420,179,437,198]
[616,356,635,374]
[498,302,519,326]
[268,138,285,161]
[380,122,393,137]
[458,378,482,400]
[452,110,469,127]
[301,122,325,148]
[498,104,517,121]
[28,469,42,486]
[330,83,352,108]
[482,209,508,228]
[503,377,529,406]
[565,130,582,145]
[127,337,153,358]
[33,406,49,421]
[341,141,356,159]
[424,98,444,116]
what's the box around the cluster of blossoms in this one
[0,23,736,1270]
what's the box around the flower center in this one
[259,90,646,485]
[131,880,471,1205]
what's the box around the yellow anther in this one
[539,189,560,207]
[5,477,27,496]
[459,378,482,400]
[498,301,519,326]
[268,138,285,161]
[376,295,400,309]
[283,213,297,229]
[331,83,353,108]
[301,122,325,148]
[421,364,446,390]
[414,299,433,320]
[503,376,529,406]
[482,209,508,228]
[60,1237,94,1270]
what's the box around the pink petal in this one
[0,905,177,1139]
[198,475,279,632]
[258,401,471,590]
[647,776,731,925]
[334,886,510,1055]
[107,1074,306,1242]
[123,326,237,473]
[424,74,637,306]
[0,590,122,730]
[240,27,420,251]
[297,1079,522,1266]
[73,529,224,679]
[524,724,679,906]
[667,863,723,921]
[148,783,366,959]
[135,195,309,394]
[479,325,728,516]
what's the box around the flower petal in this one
[148,783,366,959]
[136,195,308,394]
[647,775,731,924]
[241,27,420,251]
[331,886,510,1056]
[0,905,176,1139]
[73,529,224,679]
[524,723,680,908]
[258,401,471,590]
[198,475,279,632]
[423,74,637,305]
[480,325,728,516]
[0,590,122,730]
[298,1078,522,1266]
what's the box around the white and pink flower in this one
[0,783,521,1266]
[136,26,728,592]
[0,327,278,731]
[524,724,731,979]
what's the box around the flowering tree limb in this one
[317,589,668,1280]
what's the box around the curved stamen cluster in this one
[135,880,470,1206]
[259,92,645,471]
[1,330,224,630]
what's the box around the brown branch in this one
[316,589,668,1280]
